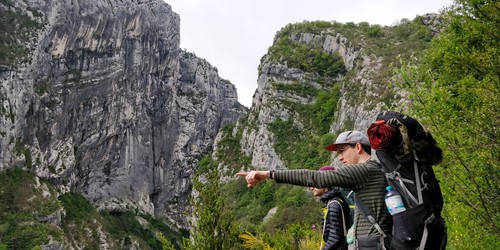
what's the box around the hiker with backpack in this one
[312,166,351,250]
[367,111,447,249]
[237,130,393,249]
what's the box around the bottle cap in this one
[386,186,392,191]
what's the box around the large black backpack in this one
[367,111,447,250]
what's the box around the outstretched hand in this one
[235,170,270,187]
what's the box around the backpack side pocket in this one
[392,204,430,243]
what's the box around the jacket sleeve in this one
[274,162,375,191]
[322,200,346,250]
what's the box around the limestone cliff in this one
[0,0,247,230]
[234,25,382,171]
[216,16,442,172]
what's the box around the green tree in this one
[157,232,176,250]
[186,156,240,249]
[397,0,499,248]
[240,223,321,250]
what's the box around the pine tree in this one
[185,156,240,249]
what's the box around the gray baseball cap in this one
[325,130,370,151]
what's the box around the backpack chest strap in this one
[385,161,424,206]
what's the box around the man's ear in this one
[355,143,363,154]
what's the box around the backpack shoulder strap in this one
[323,199,347,234]
[331,199,347,235]
[319,199,335,250]
[376,150,424,206]
[354,194,386,238]
[321,199,347,250]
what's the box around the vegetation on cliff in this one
[0,0,42,66]
[0,168,185,249]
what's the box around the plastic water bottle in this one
[385,186,406,215]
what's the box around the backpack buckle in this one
[386,171,398,180]
[425,213,436,225]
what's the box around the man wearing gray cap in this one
[237,131,392,249]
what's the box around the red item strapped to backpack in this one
[367,120,402,152]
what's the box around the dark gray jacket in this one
[321,188,350,250]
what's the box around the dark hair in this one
[361,144,372,154]
[348,143,371,154]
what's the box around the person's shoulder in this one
[365,160,386,175]
[350,160,380,170]
[327,198,343,208]
[362,159,381,168]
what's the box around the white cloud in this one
[165,0,453,107]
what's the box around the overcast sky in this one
[164,0,453,107]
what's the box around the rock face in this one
[0,0,246,229]
[230,17,441,171]
[237,28,381,171]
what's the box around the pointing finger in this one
[235,172,249,177]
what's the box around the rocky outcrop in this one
[0,0,246,229]
[231,16,441,171]
[237,27,381,171]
